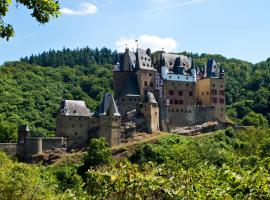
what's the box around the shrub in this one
[241,112,268,127]
[225,127,235,138]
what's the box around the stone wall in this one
[194,106,215,124]
[42,137,65,151]
[113,71,134,99]
[0,143,17,156]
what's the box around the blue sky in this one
[1,0,270,64]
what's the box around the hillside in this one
[0,47,269,140]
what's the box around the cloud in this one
[61,3,98,15]
[116,35,178,52]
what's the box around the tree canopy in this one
[0,0,60,40]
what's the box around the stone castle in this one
[55,48,226,149]
[0,48,226,159]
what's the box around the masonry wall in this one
[42,137,65,151]
[99,116,121,146]
[56,115,89,149]
[113,71,134,99]
[194,106,215,124]
[118,95,140,116]
[136,70,157,95]
[141,103,159,133]
[0,143,17,156]
[162,80,196,129]
[197,78,226,122]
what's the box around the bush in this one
[78,138,112,175]
[225,127,235,138]
[241,112,268,127]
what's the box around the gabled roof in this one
[136,48,156,71]
[143,92,158,104]
[60,100,91,117]
[121,75,140,96]
[128,51,136,70]
[98,93,121,117]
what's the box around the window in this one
[219,98,225,104]
[144,81,147,86]
[219,90,225,95]
[169,90,174,95]
[207,91,209,95]
[220,85,224,88]
[149,73,152,76]
[186,83,189,87]
[211,89,217,95]
[212,84,216,87]
[174,99,178,104]
[202,92,204,96]
[186,77,188,80]
[212,98,217,104]
[189,91,193,96]
[169,99,173,104]
[122,98,125,102]
[181,109,183,113]
[150,82,154,87]
[172,82,174,86]
[75,132,78,136]
[179,100,183,105]
[72,124,74,128]
[176,109,179,112]
[178,91,183,96]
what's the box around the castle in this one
[55,48,226,149]
[0,48,227,159]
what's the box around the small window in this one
[144,81,147,86]
[212,84,216,87]
[186,77,188,80]
[149,73,152,76]
[186,83,189,87]
[212,98,217,104]
[206,91,209,95]
[72,124,74,128]
[75,132,78,136]
[150,82,154,87]
[178,91,183,96]
[122,98,125,102]
[220,85,224,88]
[219,98,225,104]
[189,91,193,96]
[202,92,204,96]
[179,100,183,105]
[169,90,174,95]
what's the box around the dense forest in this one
[0,127,269,199]
[0,47,269,141]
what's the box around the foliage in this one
[0,121,17,143]
[0,0,60,40]
[79,138,112,175]
[241,112,268,127]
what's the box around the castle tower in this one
[197,59,226,122]
[18,125,30,144]
[97,93,121,146]
[140,91,160,134]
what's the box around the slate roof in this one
[121,75,140,96]
[128,51,136,70]
[206,58,218,77]
[136,48,156,71]
[162,53,191,73]
[143,92,158,104]
[98,93,121,117]
[19,125,30,132]
[61,100,91,117]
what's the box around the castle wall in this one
[141,103,159,133]
[197,78,226,122]
[194,106,215,124]
[99,116,121,146]
[136,70,156,95]
[56,115,89,149]
[118,95,140,116]
[162,80,196,129]
[0,143,17,156]
[113,71,134,99]
[25,137,42,158]
[42,137,65,151]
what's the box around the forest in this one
[0,47,269,141]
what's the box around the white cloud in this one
[116,35,178,52]
[61,3,98,15]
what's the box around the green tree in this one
[0,0,60,40]
[241,112,268,127]
[79,138,112,175]
[0,122,17,143]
